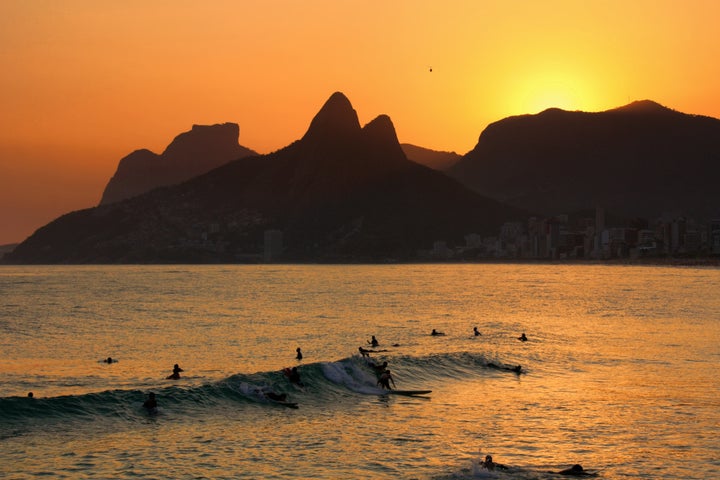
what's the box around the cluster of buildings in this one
[429,208,720,261]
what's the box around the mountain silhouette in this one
[400,144,462,171]
[447,100,720,221]
[6,92,527,263]
[100,123,256,205]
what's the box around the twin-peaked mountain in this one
[6,92,526,263]
[448,100,720,221]
[100,123,257,205]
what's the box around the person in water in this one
[431,329,445,336]
[167,364,183,379]
[104,357,114,364]
[358,346,372,357]
[487,362,523,374]
[370,361,388,374]
[556,464,596,476]
[27,392,34,398]
[369,335,379,347]
[377,369,396,390]
[518,332,528,342]
[296,347,303,361]
[473,326,481,336]
[479,455,508,471]
[286,366,303,386]
[143,392,157,410]
[264,391,288,402]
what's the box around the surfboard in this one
[387,390,432,396]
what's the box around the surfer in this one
[369,360,388,375]
[27,392,34,398]
[555,464,597,476]
[284,366,304,386]
[518,332,528,342]
[431,329,445,336]
[103,357,114,363]
[143,392,157,410]
[487,362,523,374]
[479,455,508,471]
[359,347,371,357]
[377,369,396,390]
[369,335,379,347]
[296,347,303,361]
[473,326,481,336]
[264,391,288,402]
[167,363,183,379]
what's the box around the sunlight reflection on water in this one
[1,264,719,479]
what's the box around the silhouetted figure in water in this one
[296,347,303,361]
[359,347,371,357]
[518,332,528,342]
[555,464,597,476]
[104,357,114,363]
[377,369,396,390]
[479,455,508,471]
[431,329,445,336]
[473,326,481,336]
[487,362,523,374]
[369,335,379,347]
[167,364,183,379]
[264,391,287,402]
[27,392,34,398]
[143,392,157,410]
[369,361,388,375]
[284,366,304,387]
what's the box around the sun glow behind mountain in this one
[1,1,720,245]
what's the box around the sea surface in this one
[1,264,718,479]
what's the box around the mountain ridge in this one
[100,122,257,205]
[6,92,526,264]
[447,101,720,221]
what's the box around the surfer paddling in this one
[368,335,379,347]
[479,455,508,471]
[554,464,597,476]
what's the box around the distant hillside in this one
[448,100,720,221]
[0,243,18,257]
[6,92,527,264]
[100,123,256,205]
[400,144,462,171]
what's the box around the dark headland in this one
[4,94,720,264]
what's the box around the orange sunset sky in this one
[2,1,720,245]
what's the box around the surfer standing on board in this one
[377,369,396,390]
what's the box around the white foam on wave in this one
[320,359,385,395]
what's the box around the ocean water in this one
[1,264,718,479]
